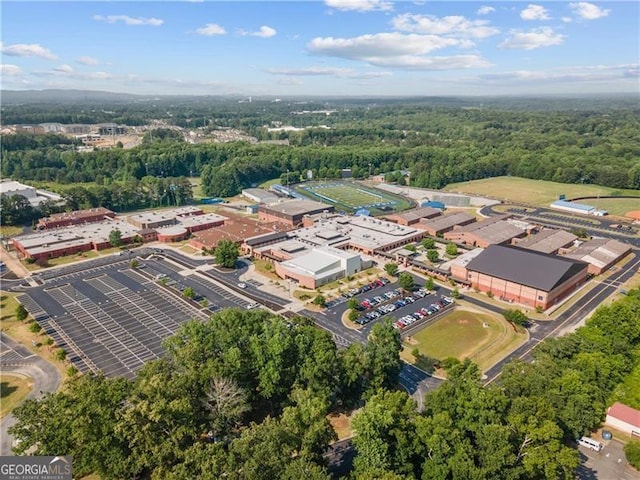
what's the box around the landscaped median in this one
[341,309,362,331]
[400,306,528,375]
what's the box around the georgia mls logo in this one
[0,456,72,480]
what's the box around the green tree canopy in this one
[108,228,122,247]
[384,263,399,277]
[398,272,415,292]
[214,239,239,268]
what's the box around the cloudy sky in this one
[1,1,638,96]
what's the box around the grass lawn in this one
[0,226,24,238]
[259,178,282,189]
[443,176,640,207]
[585,197,640,218]
[0,291,70,385]
[0,374,33,418]
[0,292,21,323]
[328,409,358,440]
[253,259,280,281]
[403,307,527,372]
[188,176,204,199]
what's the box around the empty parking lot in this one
[17,254,263,378]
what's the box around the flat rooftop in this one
[262,199,331,216]
[563,238,631,268]
[515,229,577,254]
[385,206,441,223]
[287,215,419,251]
[177,213,227,228]
[419,212,475,231]
[40,207,114,223]
[13,219,140,254]
[466,245,588,292]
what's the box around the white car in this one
[237,282,247,289]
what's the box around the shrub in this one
[624,441,640,470]
[15,304,28,321]
[312,295,326,308]
[28,321,41,333]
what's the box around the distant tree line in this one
[0,176,193,227]
[2,101,639,203]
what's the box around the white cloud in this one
[499,27,565,50]
[477,6,495,15]
[562,17,573,23]
[0,42,57,60]
[308,33,462,59]
[307,33,491,70]
[53,64,73,73]
[324,0,393,12]
[239,26,277,38]
[391,14,500,38]
[76,56,100,65]
[196,23,226,36]
[479,64,639,83]
[266,66,392,78]
[85,71,112,80]
[366,55,491,70]
[0,64,23,76]
[520,4,551,21]
[93,15,164,26]
[569,2,610,20]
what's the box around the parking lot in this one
[576,439,640,480]
[17,254,266,378]
[324,273,456,337]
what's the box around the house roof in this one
[465,244,588,291]
[607,402,640,428]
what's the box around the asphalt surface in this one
[0,333,62,455]
[484,250,640,383]
[480,204,640,247]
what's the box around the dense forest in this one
[10,289,640,479]
[1,97,639,201]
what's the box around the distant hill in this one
[1,89,147,104]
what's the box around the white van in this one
[578,436,603,452]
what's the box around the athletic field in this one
[403,308,527,372]
[444,176,640,214]
[295,181,412,215]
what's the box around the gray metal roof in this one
[466,244,588,291]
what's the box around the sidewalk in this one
[238,263,306,311]
[0,246,30,279]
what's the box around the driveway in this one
[0,333,62,455]
[576,439,640,480]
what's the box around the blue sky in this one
[1,1,638,96]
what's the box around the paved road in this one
[480,204,640,248]
[484,250,640,383]
[0,333,62,455]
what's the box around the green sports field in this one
[404,308,527,372]
[444,176,640,213]
[294,181,412,215]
